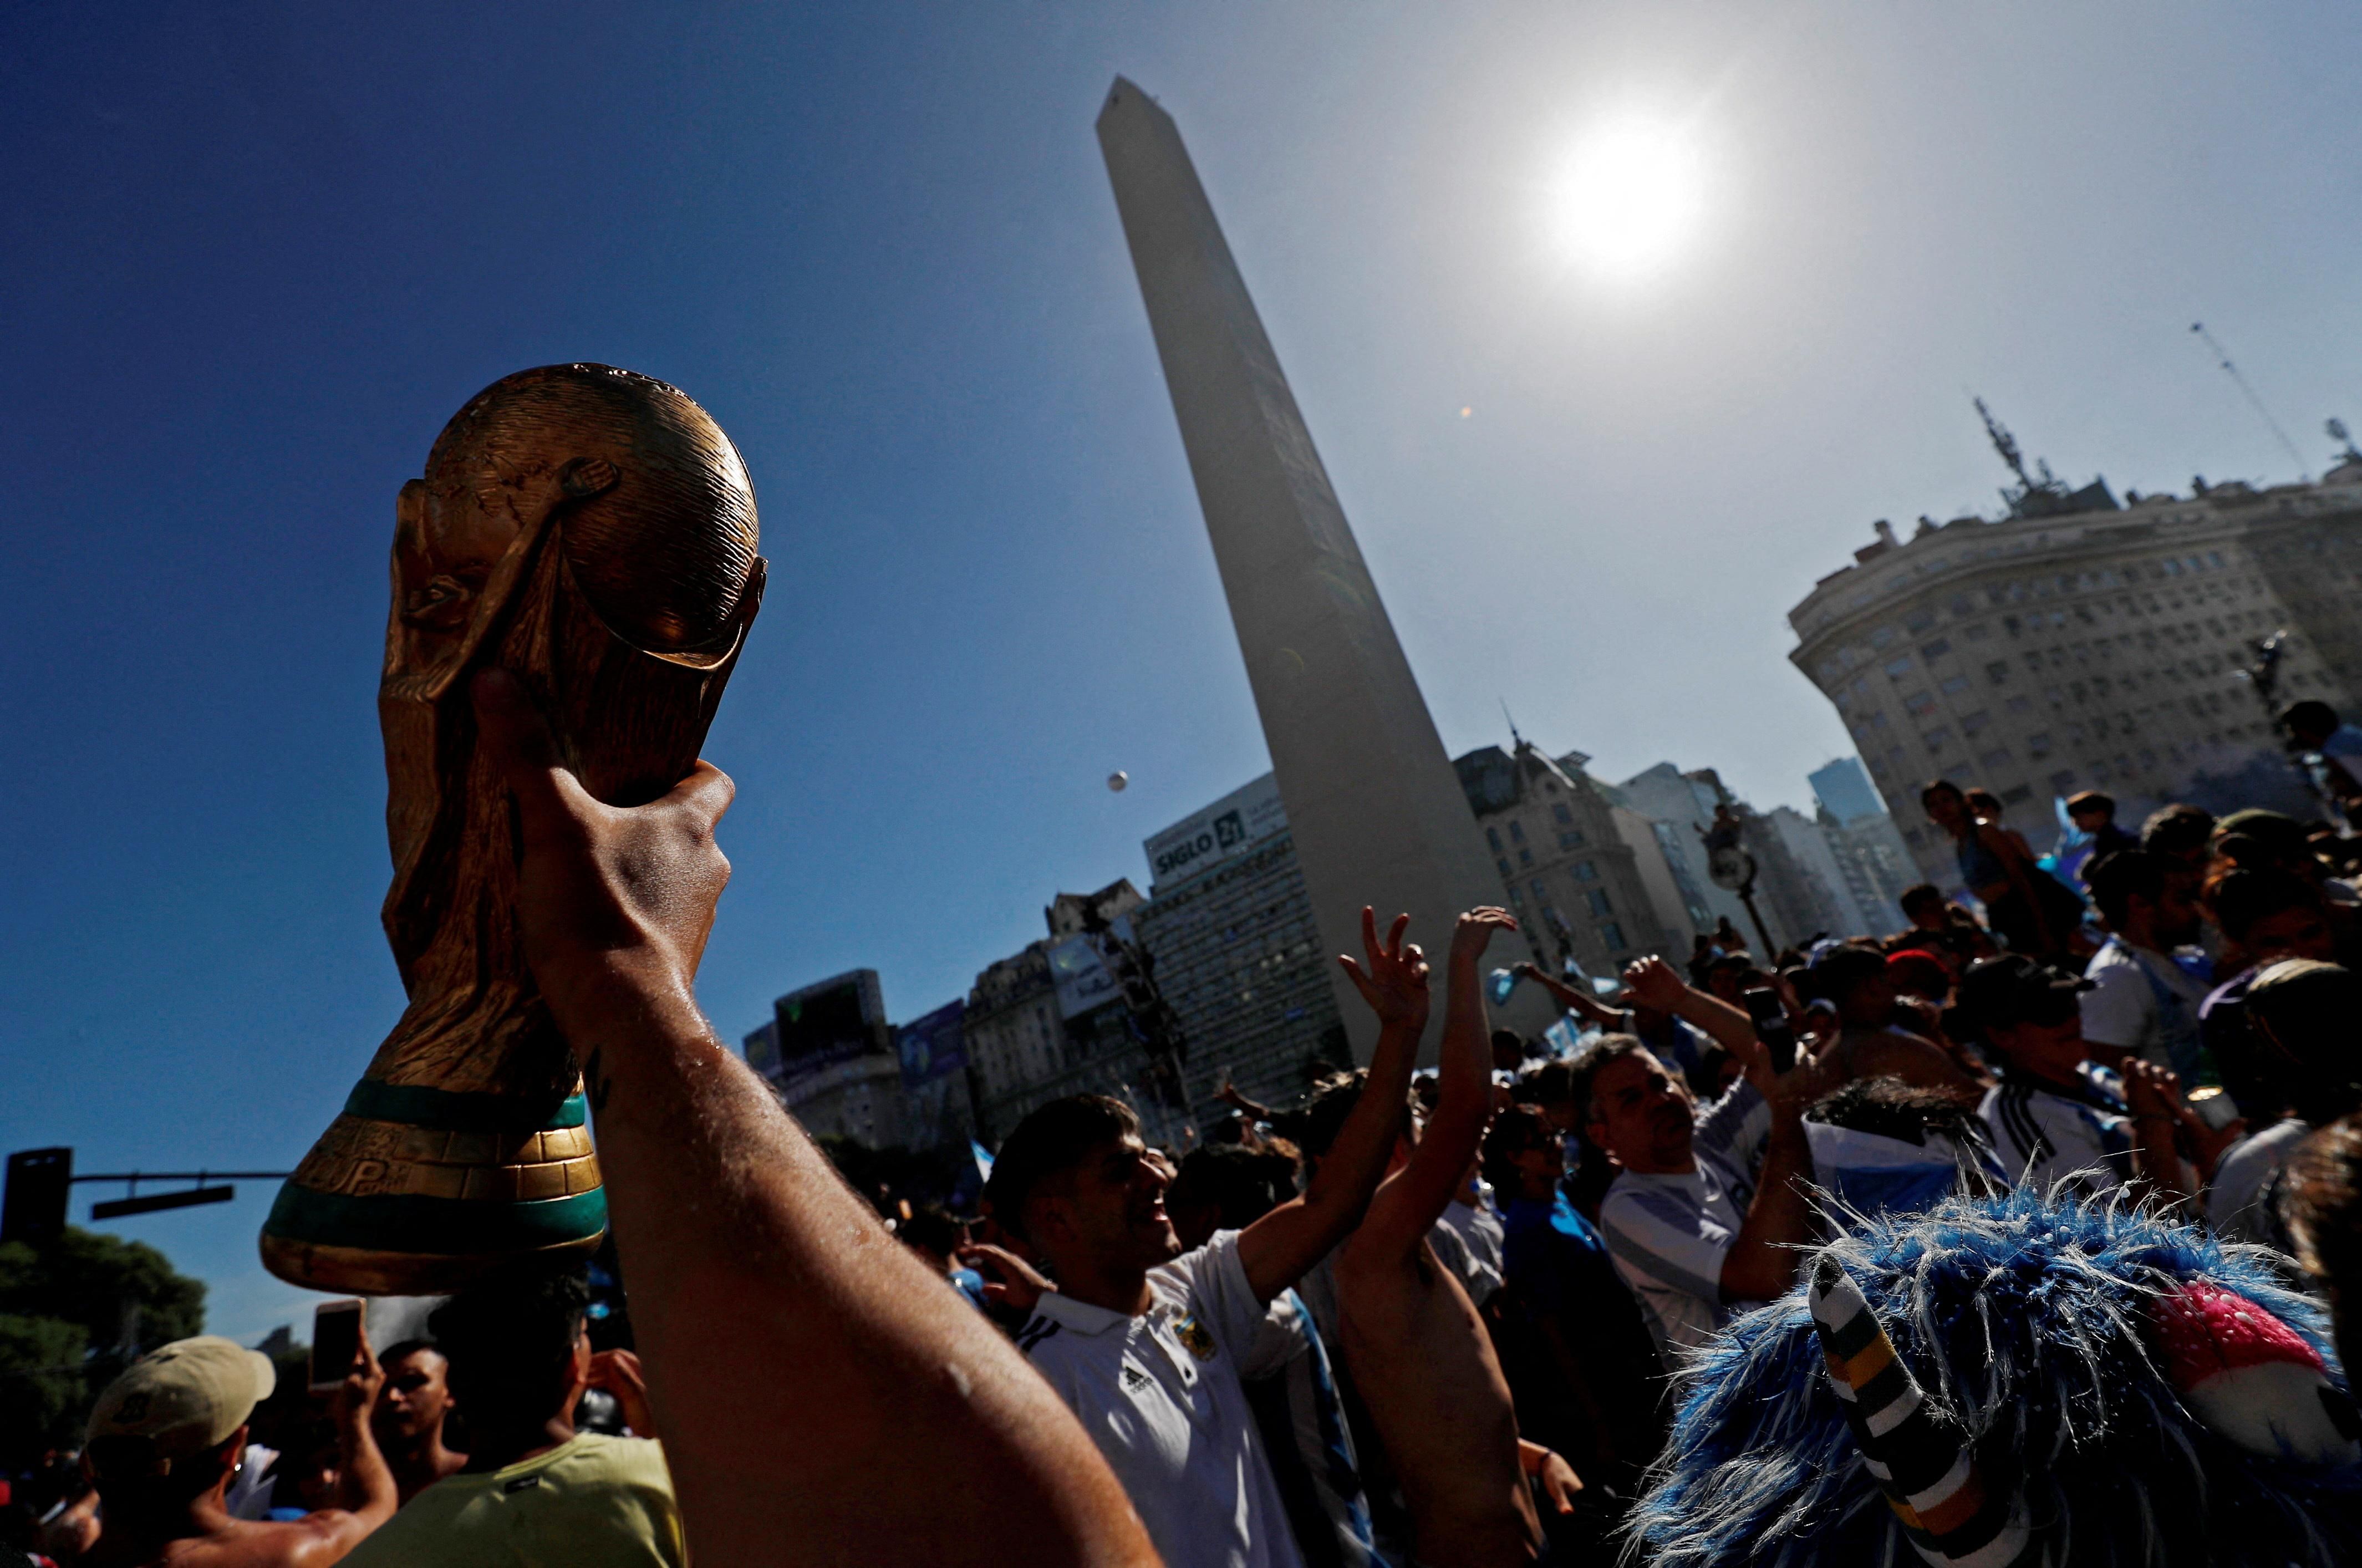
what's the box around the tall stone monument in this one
[1097,79,1526,1059]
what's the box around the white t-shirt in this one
[2080,939,2211,1078]
[2208,1117,2312,1249]
[1018,1230,1305,1568]
[1435,1188,1506,1308]
[1596,1082,1771,1360]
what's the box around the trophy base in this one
[261,1078,608,1296]
[258,1230,606,1297]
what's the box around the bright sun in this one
[1549,114,1707,281]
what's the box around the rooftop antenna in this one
[2190,322,2311,482]
[1500,698,1523,748]
[1973,396,2034,490]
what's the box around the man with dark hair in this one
[2281,700,2362,808]
[989,908,1431,1568]
[2080,849,2211,1079]
[1963,955,2222,1202]
[1577,963,1819,1360]
[2200,867,2339,1122]
[2208,960,2362,1248]
[2140,802,2217,874]
[2065,791,2138,873]
[78,1334,395,1567]
[340,1263,678,1567]
[368,1341,465,1505]
[1799,943,1981,1095]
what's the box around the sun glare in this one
[1549,114,1707,281]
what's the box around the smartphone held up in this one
[309,1298,365,1393]
[1743,986,1799,1076]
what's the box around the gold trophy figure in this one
[262,364,764,1295]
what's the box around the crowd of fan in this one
[19,676,2362,1568]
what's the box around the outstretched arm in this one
[1236,907,1428,1302]
[1622,955,1761,1065]
[472,671,1155,1568]
[1715,1054,1816,1302]
[1513,961,1623,1030]
[1356,910,1518,1261]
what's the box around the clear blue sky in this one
[4,3,2355,1338]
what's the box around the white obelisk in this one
[1098,78,1525,1060]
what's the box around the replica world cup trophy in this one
[261,364,765,1295]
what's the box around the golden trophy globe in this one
[262,364,765,1295]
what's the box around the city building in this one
[1453,740,1662,981]
[1613,763,1759,945]
[1129,775,1348,1121]
[963,878,1201,1144]
[743,969,909,1147]
[1808,756,1886,827]
[1763,805,1877,940]
[1786,416,2362,891]
[1810,757,1917,933]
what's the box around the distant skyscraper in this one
[1809,757,1886,826]
[1097,79,1521,1056]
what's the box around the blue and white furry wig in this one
[1626,1187,2362,1566]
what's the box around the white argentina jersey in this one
[1017,1229,1306,1568]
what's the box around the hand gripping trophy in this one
[261,364,765,1295]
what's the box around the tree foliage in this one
[0,1228,207,1467]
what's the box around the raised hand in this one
[1449,907,1518,969]
[1620,954,1688,1014]
[471,668,736,1026]
[1518,1439,1584,1515]
[1338,907,1431,1032]
[586,1347,657,1438]
[959,1242,1053,1315]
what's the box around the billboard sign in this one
[895,1000,968,1088]
[1143,773,1288,891]
[1049,918,1134,1020]
[770,969,889,1083]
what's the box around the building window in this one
[1903,690,1935,715]
[1920,638,1952,660]
[2048,769,2077,792]
[1885,656,1913,678]
[1600,922,1627,951]
[1586,889,1613,917]
[1940,675,1971,696]
[1509,821,1526,844]
[1979,747,2015,768]
[1557,830,1585,850]
[1572,861,1599,882]
[1518,848,1534,868]
[1986,661,2009,684]
[1923,727,1953,750]
[1961,709,1990,735]
[2006,695,2033,714]
[1964,623,1991,642]
[1485,826,1502,852]
[1496,857,1513,878]
[2027,732,2052,757]
[1529,880,1549,902]
[1552,802,1573,826]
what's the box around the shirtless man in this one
[1335,908,1571,1567]
[368,1341,466,1504]
[78,1333,396,1567]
